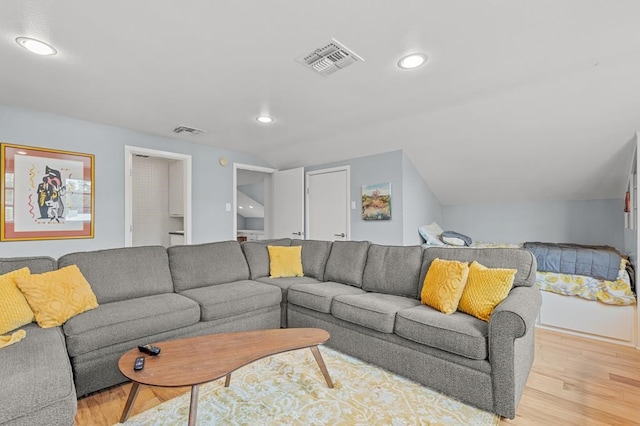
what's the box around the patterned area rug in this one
[116,346,499,425]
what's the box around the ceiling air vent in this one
[173,125,206,135]
[296,39,364,77]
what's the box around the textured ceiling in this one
[1,0,639,205]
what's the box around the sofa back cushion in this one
[420,247,536,294]
[169,240,250,291]
[0,256,56,274]
[323,241,370,287]
[242,239,292,279]
[291,240,332,281]
[362,244,423,298]
[58,246,173,304]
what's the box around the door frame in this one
[305,166,351,241]
[124,146,192,247]
[233,163,277,240]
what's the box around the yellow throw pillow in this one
[458,261,517,322]
[268,245,303,278]
[0,268,35,335]
[14,265,99,328]
[421,258,469,314]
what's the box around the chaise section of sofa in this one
[0,257,76,426]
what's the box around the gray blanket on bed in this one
[523,242,622,281]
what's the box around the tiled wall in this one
[132,156,170,247]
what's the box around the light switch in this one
[351,201,356,210]
[225,203,231,212]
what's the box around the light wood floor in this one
[75,328,640,425]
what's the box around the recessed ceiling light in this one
[15,37,57,56]
[256,115,274,124]
[398,53,427,69]
[249,205,254,209]
[239,206,244,209]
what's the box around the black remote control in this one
[133,356,144,371]
[138,344,161,356]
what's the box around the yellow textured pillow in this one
[421,258,470,314]
[268,245,303,278]
[458,261,517,322]
[0,268,35,335]
[14,265,99,328]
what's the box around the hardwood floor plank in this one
[75,328,640,426]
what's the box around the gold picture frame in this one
[1,143,94,241]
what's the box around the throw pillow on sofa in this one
[420,258,469,314]
[457,261,516,321]
[268,245,304,278]
[0,267,35,335]
[14,265,99,328]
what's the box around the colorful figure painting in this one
[1,143,94,241]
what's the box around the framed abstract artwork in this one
[362,182,391,220]
[1,143,94,241]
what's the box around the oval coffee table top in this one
[118,328,330,387]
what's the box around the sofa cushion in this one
[0,256,56,275]
[58,246,174,304]
[287,282,366,313]
[291,240,332,280]
[421,247,536,291]
[457,261,516,322]
[323,241,370,287]
[63,293,200,357]
[168,241,250,291]
[0,323,76,425]
[362,244,423,298]
[242,239,292,279]
[256,276,322,302]
[420,258,470,315]
[179,280,281,321]
[0,268,35,335]
[332,293,421,333]
[395,305,489,360]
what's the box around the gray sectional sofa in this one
[0,239,540,425]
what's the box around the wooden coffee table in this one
[118,328,333,425]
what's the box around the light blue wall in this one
[0,105,271,259]
[306,150,404,245]
[402,152,443,245]
[442,198,624,249]
[243,218,264,230]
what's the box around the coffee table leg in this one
[225,373,231,387]
[119,381,141,423]
[188,384,199,426]
[310,346,334,388]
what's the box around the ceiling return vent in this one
[173,125,206,135]
[296,38,364,77]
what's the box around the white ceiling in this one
[2,1,639,206]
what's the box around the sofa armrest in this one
[488,285,542,418]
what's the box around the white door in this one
[273,167,305,239]
[306,167,350,241]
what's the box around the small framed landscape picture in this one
[1,143,95,241]
[362,182,391,221]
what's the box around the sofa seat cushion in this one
[256,276,322,302]
[63,293,200,357]
[332,293,421,333]
[0,323,76,425]
[180,280,282,321]
[288,282,366,313]
[395,305,489,360]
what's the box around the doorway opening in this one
[124,146,192,247]
[233,163,276,241]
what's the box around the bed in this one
[419,224,638,345]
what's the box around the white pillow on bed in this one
[419,222,445,246]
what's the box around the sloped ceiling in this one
[1,1,639,205]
